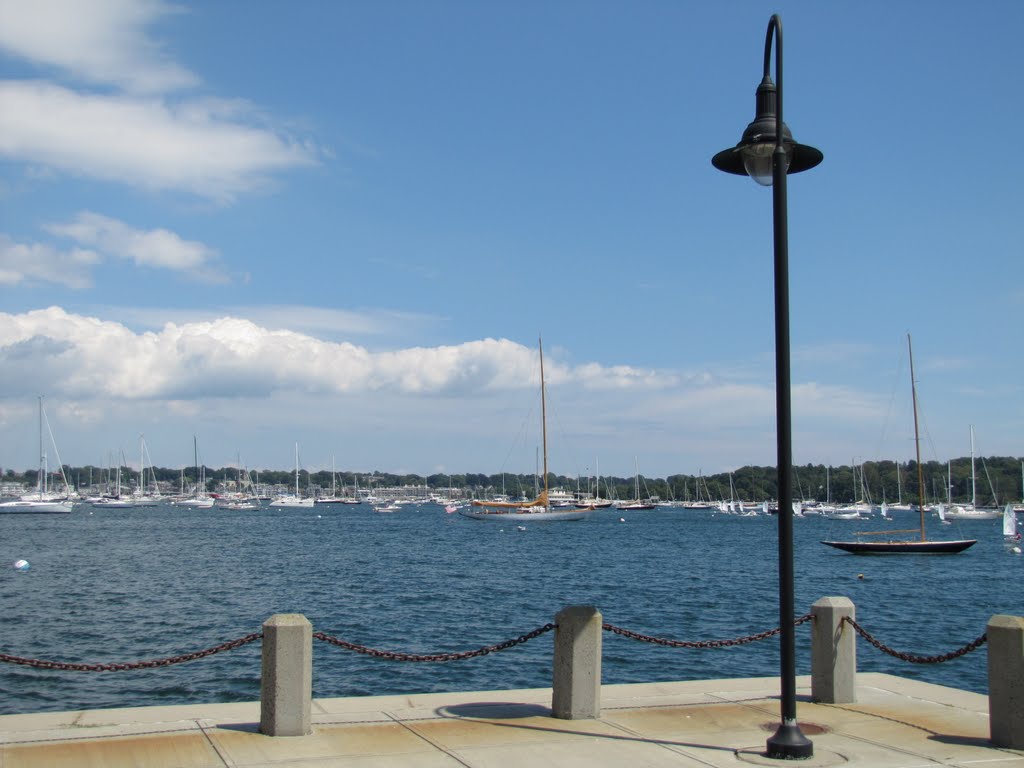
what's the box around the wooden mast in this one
[908,333,927,542]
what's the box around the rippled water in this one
[1,504,1020,715]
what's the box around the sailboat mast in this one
[539,338,549,502]
[908,334,926,541]
[36,396,43,495]
[970,425,976,507]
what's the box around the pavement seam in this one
[197,720,235,768]
[383,711,474,768]
[597,718,722,767]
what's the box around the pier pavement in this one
[0,673,1020,767]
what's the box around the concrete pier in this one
[0,674,1014,767]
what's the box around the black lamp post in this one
[712,14,821,761]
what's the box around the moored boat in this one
[461,338,599,523]
[822,336,976,555]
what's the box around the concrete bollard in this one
[988,614,1024,749]
[811,596,856,704]
[551,605,602,719]
[260,613,313,737]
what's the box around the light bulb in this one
[741,143,777,186]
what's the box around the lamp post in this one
[712,14,821,761]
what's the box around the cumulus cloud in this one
[0,309,677,403]
[0,81,318,201]
[0,0,197,94]
[46,211,225,282]
[0,234,99,288]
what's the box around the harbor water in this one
[1,503,1020,716]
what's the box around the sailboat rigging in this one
[461,338,598,522]
[822,335,976,554]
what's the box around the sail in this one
[1004,504,1018,538]
[472,490,549,509]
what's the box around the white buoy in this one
[13,559,30,571]
[1012,546,1022,555]
[619,517,626,523]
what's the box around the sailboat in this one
[942,426,1001,520]
[270,443,315,508]
[617,457,657,510]
[0,397,74,514]
[822,335,976,554]
[315,457,348,504]
[460,339,599,522]
[575,459,614,508]
[173,436,214,507]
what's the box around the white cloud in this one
[0,81,319,202]
[0,309,678,403]
[46,211,225,282]
[0,0,197,94]
[0,234,99,288]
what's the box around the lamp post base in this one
[766,721,813,760]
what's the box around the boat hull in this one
[459,507,599,522]
[0,500,74,514]
[821,539,977,554]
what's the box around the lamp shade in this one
[711,74,822,181]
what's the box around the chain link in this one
[842,616,987,664]
[0,632,263,672]
[602,613,814,648]
[313,623,556,662]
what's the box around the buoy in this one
[13,559,29,571]
[1012,546,1022,555]
[516,525,526,531]
[316,514,322,519]
[857,573,865,580]
[619,517,625,523]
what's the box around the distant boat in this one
[942,426,1001,520]
[460,338,599,523]
[270,443,315,508]
[822,335,976,555]
[616,457,657,510]
[315,457,356,504]
[0,398,74,515]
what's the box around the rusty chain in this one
[602,613,815,648]
[313,623,556,662]
[0,632,263,672]
[0,614,987,672]
[841,616,986,664]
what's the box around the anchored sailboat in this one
[0,397,74,514]
[461,338,598,522]
[822,335,976,554]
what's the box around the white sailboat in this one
[173,436,214,507]
[0,397,74,514]
[131,435,161,506]
[943,426,1001,520]
[617,457,657,510]
[270,443,315,508]
[461,339,598,522]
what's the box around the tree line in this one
[5,456,1022,505]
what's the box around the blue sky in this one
[0,0,1021,481]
